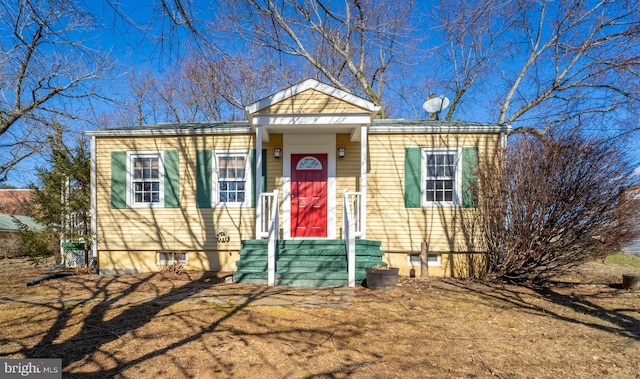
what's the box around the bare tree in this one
[428,0,514,120]
[430,0,640,138]
[104,50,289,127]
[216,0,416,118]
[475,132,639,283]
[0,0,113,182]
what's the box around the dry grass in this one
[0,255,639,378]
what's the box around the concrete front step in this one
[234,271,367,287]
[234,239,386,287]
[236,256,385,267]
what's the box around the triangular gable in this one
[245,79,380,116]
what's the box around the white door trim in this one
[283,134,336,239]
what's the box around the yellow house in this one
[87,79,510,286]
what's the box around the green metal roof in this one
[86,121,251,137]
[0,214,44,233]
[86,119,510,137]
[372,119,504,128]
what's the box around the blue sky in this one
[3,0,640,187]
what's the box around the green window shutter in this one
[462,147,479,208]
[164,150,179,208]
[196,150,212,208]
[404,148,422,208]
[111,152,127,209]
[250,149,268,208]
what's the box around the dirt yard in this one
[0,256,639,378]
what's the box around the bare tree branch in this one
[0,0,114,182]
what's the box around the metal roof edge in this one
[86,122,252,137]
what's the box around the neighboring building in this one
[0,214,43,258]
[0,189,36,257]
[0,189,33,215]
[87,79,510,285]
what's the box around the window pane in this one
[132,156,161,204]
[424,150,458,203]
[446,154,455,164]
[444,190,453,202]
[217,155,247,203]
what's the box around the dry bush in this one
[476,132,640,283]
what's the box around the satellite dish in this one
[422,95,450,114]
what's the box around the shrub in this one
[476,132,639,283]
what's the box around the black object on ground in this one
[27,272,77,287]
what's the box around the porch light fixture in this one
[274,148,281,158]
[338,147,345,157]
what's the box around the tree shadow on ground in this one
[437,278,640,341]
[1,272,343,378]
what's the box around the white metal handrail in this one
[345,191,362,238]
[258,191,278,239]
[259,190,279,286]
[343,190,359,287]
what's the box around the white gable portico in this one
[246,79,381,240]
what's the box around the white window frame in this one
[157,251,188,266]
[421,147,462,207]
[407,253,442,267]
[213,149,252,208]
[127,151,165,208]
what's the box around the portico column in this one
[255,126,263,238]
[90,135,97,267]
[360,124,367,239]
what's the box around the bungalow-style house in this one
[87,79,510,286]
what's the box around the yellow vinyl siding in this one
[94,126,502,277]
[265,134,284,192]
[366,132,499,260]
[98,250,239,272]
[95,134,275,273]
[334,134,362,234]
[256,89,366,115]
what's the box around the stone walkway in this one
[153,286,356,308]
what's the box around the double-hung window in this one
[214,150,251,207]
[421,148,461,206]
[128,152,164,207]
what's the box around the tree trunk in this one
[420,241,429,278]
[622,274,640,291]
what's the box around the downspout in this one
[90,135,97,272]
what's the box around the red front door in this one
[291,154,328,237]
